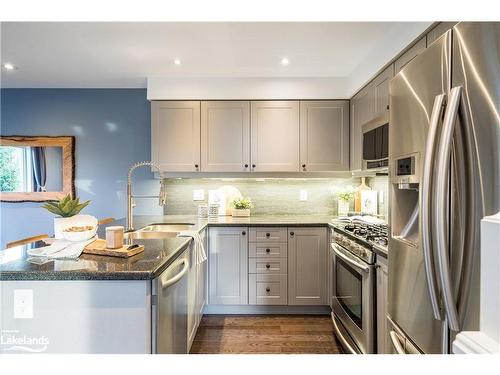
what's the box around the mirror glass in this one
[0,146,63,192]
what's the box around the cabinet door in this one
[201,101,250,172]
[427,22,457,46]
[350,84,373,171]
[250,101,300,172]
[376,256,389,353]
[208,227,248,305]
[288,227,328,305]
[196,229,208,325]
[187,244,197,351]
[151,101,201,172]
[300,100,350,171]
[394,37,427,73]
[372,65,394,117]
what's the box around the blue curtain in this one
[31,147,46,192]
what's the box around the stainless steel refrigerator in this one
[387,22,500,354]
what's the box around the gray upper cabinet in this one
[350,84,373,171]
[151,101,201,172]
[288,227,328,305]
[201,101,250,172]
[427,22,457,46]
[299,100,350,171]
[372,65,394,117]
[251,101,300,172]
[208,226,248,305]
[394,36,427,73]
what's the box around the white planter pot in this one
[232,208,250,217]
[53,217,74,239]
[338,200,350,217]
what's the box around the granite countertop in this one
[0,214,338,281]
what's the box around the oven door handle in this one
[331,243,370,273]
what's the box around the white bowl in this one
[62,225,98,242]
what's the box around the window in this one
[0,146,33,192]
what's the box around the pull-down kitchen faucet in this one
[127,161,167,231]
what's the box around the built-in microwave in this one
[362,115,389,171]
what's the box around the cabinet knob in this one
[266,264,271,269]
[266,248,270,253]
[266,287,271,293]
[252,164,256,168]
[290,231,294,236]
[265,232,270,237]
[242,231,246,236]
[194,164,199,169]
[302,164,306,169]
[386,104,390,110]
[244,164,249,168]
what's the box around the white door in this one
[250,101,300,172]
[300,100,350,171]
[208,227,248,305]
[288,227,328,305]
[151,101,201,172]
[201,101,250,172]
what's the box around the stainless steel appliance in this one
[331,221,388,353]
[362,115,389,171]
[153,249,190,353]
[388,22,500,354]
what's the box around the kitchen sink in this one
[124,231,180,240]
[137,223,196,233]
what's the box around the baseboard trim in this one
[203,304,331,315]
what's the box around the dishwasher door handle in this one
[160,257,190,289]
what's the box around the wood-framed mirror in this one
[0,136,75,202]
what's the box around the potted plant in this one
[337,190,354,217]
[42,194,91,238]
[231,197,253,217]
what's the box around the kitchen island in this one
[0,214,337,353]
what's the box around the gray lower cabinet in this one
[376,255,389,353]
[287,227,328,305]
[249,274,288,305]
[208,226,248,305]
[299,100,350,171]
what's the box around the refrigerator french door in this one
[388,22,500,354]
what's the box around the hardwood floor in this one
[189,315,343,354]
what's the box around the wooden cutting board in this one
[83,239,144,258]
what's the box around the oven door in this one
[331,243,375,354]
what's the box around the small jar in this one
[208,204,220,217]
[198,204,208,218]
[106,226,124,249]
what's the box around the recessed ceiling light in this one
[281,57,289,66]
[173,59,182,65]
[2,63,17,70]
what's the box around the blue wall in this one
[0,89,162,248]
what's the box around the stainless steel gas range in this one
[330,220,388,354]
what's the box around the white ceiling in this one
[0,22,431,94]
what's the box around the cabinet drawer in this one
[249,227,287,242]
[249,243,287,258]
[249,274,288,305]
[249,258,287,274]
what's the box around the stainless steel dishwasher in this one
[153,248,189,354]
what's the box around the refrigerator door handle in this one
[421,93,446,320]
[389,331,407,354]
[435,86,476,332]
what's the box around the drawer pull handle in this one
[265,232,270,237]
[266,248,270,253]
[266,287,271,293]
[242,231,246,235]
[265,264,271,269]
[290,231,294,236]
